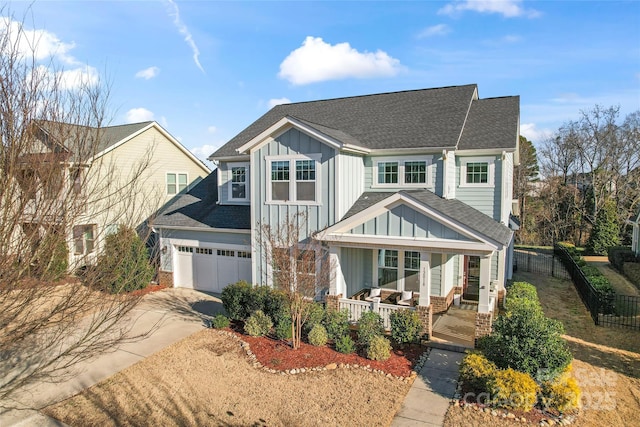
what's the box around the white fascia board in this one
[91,122,211,173]
[152,225,251,234]
[319,233,496,253]
[368,147,450,156]
[210,155,251,162]
[455,148,515,156]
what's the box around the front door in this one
[463,255,480,301]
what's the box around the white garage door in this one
[174,245,251,293]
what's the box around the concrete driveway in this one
[0,288,224,426]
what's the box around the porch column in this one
[478,253,492,313]
[418,251,430,306]
[328,246,344,296]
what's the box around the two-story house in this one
[154,84,519,341]
[16,120,210,269]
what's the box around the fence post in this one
[527,253,531,272]
[552,255,555,277]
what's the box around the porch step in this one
[426,338,472,353]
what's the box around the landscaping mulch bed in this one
[234,329,424,378]
[130,283,167,297]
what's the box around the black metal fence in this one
[554,244,640,330]
[514,250,570,280]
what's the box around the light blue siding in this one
[431,253,442,295]
[337,153,365,220]
[455,156,500,220]
[341,247,373,297]
[349,204,471,241]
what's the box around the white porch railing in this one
[338,297,416,330]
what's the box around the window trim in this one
[265,154,322,205]
[166,172,189,195]
[227,162,250,202]
[459,157,495,188]
[372,156,433,188]
[374,249,421,293]
[73,224,96,256]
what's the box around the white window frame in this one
[459,157,495,188]
[374,249,422,293]
[372,156,433,188]
[73,224,96,255]
[166,172,189,195]
[227,162,249,202]
[265,154,322,205]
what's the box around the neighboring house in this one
[630,209,640,256]
[155,84,520,341]
[17,120,210,269]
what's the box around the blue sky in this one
[4,0,639,167]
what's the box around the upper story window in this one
[460,157,495,187]
[374,157,432,188]
[73,224,96,255]
[167,173,188,195]
[266,154,321,204]
[228,163,249,201]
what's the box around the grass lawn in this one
[444,271,640,427]
[44,329,411,427]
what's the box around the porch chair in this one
[397,290,413,306]
[364,287,381,302]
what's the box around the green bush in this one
[366,335,392,361]
[487,368,539,412]
[622,262,640,288]
[221,281,252,320]
[334,334,356,354]
[323,308,350,340]
[35,232,68,281]
[244,285,270,318]
[608,245,635,271]
[580,265,602,278]
[390,309,422,344]
[96,226,155,294]
[586,200,620,256]
[244,310,273,337]
[307,324,328,346]
[504,294,542,314]
[303,303,325,335]
[211,314,230,329]
[459,353,498,393]
[262,288,289,325]
[506,281,538,302]
[356,311,384,346]
[275,318,292,340]
[478,302,572,380]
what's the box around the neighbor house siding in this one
[340,247,373,297]
[336,153,364,220]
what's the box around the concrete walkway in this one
[0,288,224,427]
[391,348,464,427]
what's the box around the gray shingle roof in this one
[342,190,512,246]
[212,84,489,158]
[458,96,520,150]
[153,172,251,230]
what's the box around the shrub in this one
[334,334,356,354]
[35,232,68,281]
[390,309,422,345]
[504,294,542,314]
[580,265,602,278]
[96,226,155,294]
[275,318,293,340]
[586,200,620,256]
[244,310,272,337]
[303,303,325,335]
[244,285,270,318]
[622,262,640,288]
[478,303,572,380]
[357,311,384,346]
[506,282,538,303]
[366,335,392,361]
[323,308,350,340]
[459,353,498,393]
[307,324,328,346]
[221,281,252,320]
[262,288,289,325]
[608,245,635,271]
[211,314,230,329]
[487,368,539,412]
[540,368,581,412]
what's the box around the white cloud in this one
[135,66,160,80]
[207,125,217,133]
[438,0,540,18]
[268,98,291,109]
[417,24,451,38]
[165,0,205,73]
[278,36,403,85]
[190,143,221,168]
[520,123,552,145]
[126,108,155,123]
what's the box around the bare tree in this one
[256,212,333,350]
[0,9,157,405]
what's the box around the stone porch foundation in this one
[158,270,174,287]
[431,287,457,314]
[325,294,342,312]
[474,311,493,346]
[416,304,433,340]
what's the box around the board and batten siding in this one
[455,155,500,220]
[252,128,337,285]
[363,155,439,193]
[430,253,442,296]
[348,204,472,241]
[336,153,365,220]
[340,247,373,298]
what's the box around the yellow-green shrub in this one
[459,353,498,392]
[488,368,539,412]
[366,335,391,361]
[540,365,581,412]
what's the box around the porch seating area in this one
[340,288,418,330]
[349,288,418,307]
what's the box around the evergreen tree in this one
[586,200,620,255]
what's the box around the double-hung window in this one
[377,249,421,292]
[228,163,249,201]
[73,224,96,255]
[267,155,320,204]
[167,173,188,195]
[374,157,432,187]
[460,157,495,187]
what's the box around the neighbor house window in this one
[167,173,188,195]
[229,164,248,200]
[73,224,96,255]
[460,157,495,187]
[69,167,83,195]
[374,157,432,187]
[377,249,421,292]
[267,155,320,204]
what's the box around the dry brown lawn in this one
[444,271,640,427]
[44,329,411,427]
